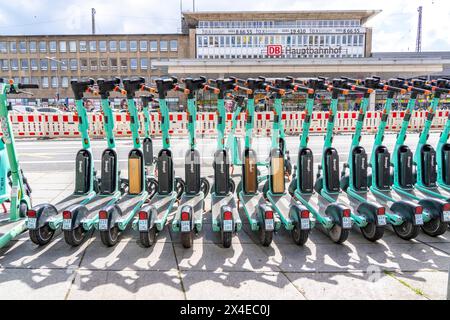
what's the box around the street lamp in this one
[46,56,65,105]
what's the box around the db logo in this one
[267,45,283,56]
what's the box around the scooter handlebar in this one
[17,83,39,89]
[97,77,122,97]
[71,78,95,100]
[123,77,146,98]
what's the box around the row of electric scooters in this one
[0,75,449,252]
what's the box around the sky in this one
[0,0,449,52]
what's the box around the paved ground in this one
[0,133,449,300]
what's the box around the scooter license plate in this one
[415,214,424,225]
[265,219,274,231]
[181,221,191,232]
[443,211,450,222]
[342,217,352,229]
[223,220,233,232]
[62,219,72,230]
[27,218,37,230]
[99,219,108,231]
[300,218,310,230]
[138,220,148,231]
[377,215,387,226]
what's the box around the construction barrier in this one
[3,110,449,139]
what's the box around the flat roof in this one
[183,10,381,26]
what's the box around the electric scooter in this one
[436,78,450,194]
[134,77,185,247]
[28,79,99,246]
[171,77,211,248]
[0,79,36,249]
[289,78,352,243]
[253,78,311,245]
[140,95,157,177]
[0,140,11,212]
[60,78,127,246]
[97,77,155,246]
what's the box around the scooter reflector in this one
[74,149,91,194]
[375,146,391,190]
[421,144,437,187]
[143,137,153,167]
[324,148,340,192]
[398,145,414,188]
[442,144,450,185]
[128,150,143,195]
[101,149,117,194]
[270,148,285,194]
[213,149,230,196]
[185,149,201,195]
[243,149,258,194]
[298,148,314,193]
[157,149,174,195]
[352,146,368,191]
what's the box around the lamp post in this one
[46,56,65,106]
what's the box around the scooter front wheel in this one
[360,223,384,242]
[291,224,308,246]
[393,221,420,240]
[221,231,232,248]
[64,227,86,246]
[181,231,194,249]
[100,226,120,247]
[329,224,349,244]
[140,227,156,248]
[421,217,448,237]
[29,224,55,246]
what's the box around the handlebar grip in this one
[18,84,39,89]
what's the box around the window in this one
[100,59,108,69]
[30,59,38,70]
[31,77,39,85]
[60,59,68,70]
[49,41,57,52]
[79,41,87,52]
[39,41,47,53]
[150,59,157,70]
[119,40,127,52]
[10,59,18,70]
[1,59,8,70]
[21,77,30,84]
[89,41,96,52]
[51,76,58,88]
[140,58,148,70]
[110,58,118,69]
[62,77,69,88]
[70,59,77,70]
[140,40,147,52]
[130,41,137,52]
[41,77,49,88]
[50,59,57,71]
[130,58,137,70]
[19,41,26,53]
[90,59,98,70]
[120,58,128,69]
[170,40,178,51]
[28,41,36,53]
[150,40,157,51]
[99,40,107,52]
[69,41,76,52]
[20,59,28,70]
[109,41,117,52]
[0,42,7,53]
[160,40,168,51]
[59,41,67,52]
[80,58,88,70]
[10,42,17,53]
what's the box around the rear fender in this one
[31,203,59,229]
[324,203,348,226]
[390,200,421,224]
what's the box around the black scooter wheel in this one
[259,227,273,247]
[421,217,448,237]
[175,178,185,200]
[221,231,232,248]
[64,227,86,246]
[361,223,385,242]
[393,221,420,240]
[291,224,308,246]
[100,226,120,247]
[181,231,194,249]
[140,227,156,248]
[329,225,349,244]
[29,224,55,246]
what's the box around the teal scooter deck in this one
[114,192,149,230]
[172,192,204,232]
[239,192,281,231]
[266,192,305,231]
[211,193,241,232]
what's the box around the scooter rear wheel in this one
[259,227,273,247]
[393,221,420,240]
[221,231,232,248]
[329,225,349,244]
[291,224,308,246]
[181,231,194,249]
[421,217,448,237]
[140,227,156,248]
[361,223,384,242]
[100,226,120,247]
[64,227,86,246]
[29,224,55,246]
